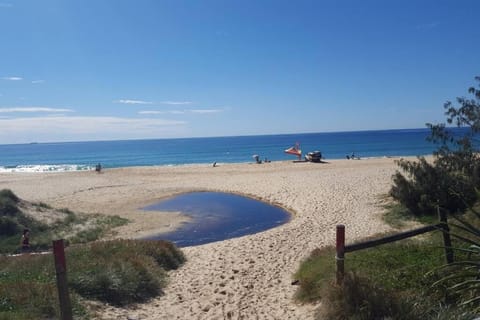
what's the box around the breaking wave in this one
[0,164,93,173]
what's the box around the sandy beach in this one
[0,157,404,319]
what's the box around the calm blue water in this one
[0,128,465,171]
[143,192,290,247]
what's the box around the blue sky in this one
[0,0,479,144]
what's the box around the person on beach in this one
[20,228,30,253]
[95,163,102,173]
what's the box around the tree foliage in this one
[390,77,480,216]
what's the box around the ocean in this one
[0,128,446,172]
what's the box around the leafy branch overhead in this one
[390,76,480,216]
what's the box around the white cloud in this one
[160,101,192,105]
[139,109,223,115]
[2,76,22,81]
[31,80,45,84]
[139,110,186,115]
[138,110,167,115]
[114,99,152,105]
[0,107,74,113]
[189,109,223,114]
[0,116,188,144]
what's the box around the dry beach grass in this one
[0,157,405,319]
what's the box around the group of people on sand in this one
[253,155,271,164]
[213,156,271,167]
[346,152,360,160]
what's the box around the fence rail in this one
[345,223,442,253]
[336,208,453,284]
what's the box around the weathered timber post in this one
[53,239,73,320]
[336,224,345,285]
[438,207,454,264]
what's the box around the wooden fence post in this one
[336,224,345,285]
[437,207,454,264]
[53,239,73,320]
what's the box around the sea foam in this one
[0,164,93,173]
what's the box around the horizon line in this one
[0,126,448,146]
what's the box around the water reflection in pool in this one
[144,192,291,247]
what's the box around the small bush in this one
[33,202,51,210]
[0,189,21,217]
[70,255,163,305]
[390,157,477,216]
[0,198,20,216]
[143,240,186,270]
[0,239,184,318]
[0,189,128,253]
[295,239,448,318]
[0,190,19,203]
[0,254,59,318]
[391,77,480,218]
[68,239,184,306]
[0,254,88,319]
[318,272,419,320]
[0,217,19,236]
[69,227,103,243]
[59,208,74,215]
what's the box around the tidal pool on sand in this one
[144,192,291,247]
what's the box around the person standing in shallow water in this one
[20,228,30,253]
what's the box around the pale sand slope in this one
[0,157,404,319]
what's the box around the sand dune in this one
[0,158,404,319]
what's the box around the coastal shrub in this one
[0,217,19,236]
[0,254,61,319]
[0,198,20,216]
[317,272,419,320]
[85,239,186,271]
[390,76,480,217]
[294,207,480,317]
[0,191,50,253]
[69,227,104,243]
[390,157,477,216]
[0,189,19,203]
[0,191,41,253]
[69,253,163,305]
[294,239,448,318]
[59,207,74,215]
[34,201,51,209]
[0,189,129,253]
[0,190,20,217]
[143,240,186,270]
[68,239,185,306]
[0,239,185,318]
